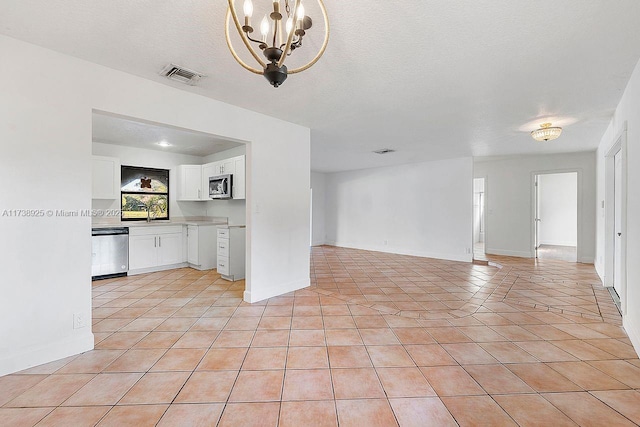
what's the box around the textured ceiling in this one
[1,1,639,172]
[92,113,243,157]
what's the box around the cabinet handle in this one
[154,237,157,248]
[159,236,161,247]
[198,189,201,198]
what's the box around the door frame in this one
[530,169,582,260]
[472,175,488,258]
[604,123,628,314]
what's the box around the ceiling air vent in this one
[160,63,204,85]
[373,148,396,155]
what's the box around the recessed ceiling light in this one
[157,141,172,147]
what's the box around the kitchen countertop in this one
[91,217,230,229]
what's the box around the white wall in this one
[538,173,578,246]
[92,142,207,219]
[0,35,310,376]
[595,57,640,355]
[474,152,596,262]
[203,145,246,163]
[325,157,473,262]
[311,172,326,246]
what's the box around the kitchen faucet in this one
[138,204,158,223]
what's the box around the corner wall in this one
[324,157,473,262]
[473,152,596,262]
[0,35,310,375]
[595,57,640,355]
[311,172,327,246]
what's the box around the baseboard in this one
[595,262,605,283]
[578,256,595,264]
[623,314,640,359]
[244,277,311,303]
[128,262,188,276]
[485,248,533,258]
[329,241,473,263]
[0,331,94,376]
[538,242,578,247]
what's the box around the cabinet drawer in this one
[217,228,229,239]
[217,238,229,257]
[217,256,230,275]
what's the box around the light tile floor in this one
[1,245,639,426]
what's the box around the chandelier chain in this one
[284,0,291,17]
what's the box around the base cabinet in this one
[187,224,217,270]
[217,226,245,281]
[129,226,184,272]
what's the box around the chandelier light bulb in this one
[296,3,305,20]
[260,15,270,38]
[286,17,293,34]
[243,0,253,17]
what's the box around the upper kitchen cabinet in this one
[177,165,203,201]
[201,162,218,201]
[92,155,120,199]
[231,155,245,199]
[179,155,246,201]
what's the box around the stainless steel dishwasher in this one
[91,227,129,280]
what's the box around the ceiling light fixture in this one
[530,123,563,141]
[157,141,172,147]
[225,0,329,88]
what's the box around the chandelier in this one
[225,0,329,87]
[530,123,563,141]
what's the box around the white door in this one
[614,150,622,296]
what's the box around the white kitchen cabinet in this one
[187,224,217,270]
[201,162,218,201]
[232,155,245,199]
[217,226,245,281]
[158,232,183,265]
[92,155,120,199]
[200,155,246,200]
[128,234,157,270]
[129,226,185,274]
[177,165,203,201]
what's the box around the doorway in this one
[614,150,623,297]
[534,172,578,262]
[473,178,486,259]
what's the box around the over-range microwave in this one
[209,174,233,199]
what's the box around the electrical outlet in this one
[73,312,88,329]
[383,240,388,245]
[466,248,472,254]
